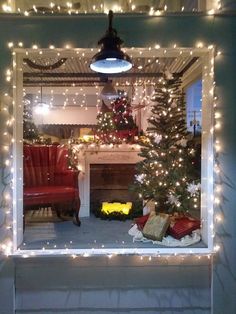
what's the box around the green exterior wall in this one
[0,11,236,314]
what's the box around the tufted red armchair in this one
[23,144,81,225]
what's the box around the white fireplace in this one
[74,144,142,217]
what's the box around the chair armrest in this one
[54,169,79,188]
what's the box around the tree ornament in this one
[187,182,201,196]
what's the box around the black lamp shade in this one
[90,10,132,74]
[90,49,132,74]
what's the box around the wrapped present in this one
[134,214,150,230]
[168,216,200,239]
[142,212,170,241]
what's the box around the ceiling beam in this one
[23,72,173,78]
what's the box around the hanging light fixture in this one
[90,10,132,74]
[35,74,49,115]
[100,80,117,100]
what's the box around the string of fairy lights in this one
[23,86,151,113]
[1,0,222,16]
[0,38,223,259]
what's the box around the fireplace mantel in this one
[74,144,142,217]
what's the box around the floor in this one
[21,209,205,250]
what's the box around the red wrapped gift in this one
[134,214,150,230]
[168,217,200,239]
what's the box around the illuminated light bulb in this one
[217,51,222,56]
[214,197,220,205]
[7,42,14,48]
[215,185,222,193]
[214,244,220,252]
[215,143,221,152]
[148,7,154,15]
[215,214,223,222]
[153,10,162,16]
[208,9,215,15]
[5,159,10,166]
[215,112,221,119]
[196,42,204,48]
[215,122,221,130]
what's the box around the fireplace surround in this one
[90,163,140,217]
[75,144,142,217]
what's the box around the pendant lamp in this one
[100,81,117,100]
[90,10,132,74]
[35,82,49,115]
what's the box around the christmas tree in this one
[23,98,39,142]
[111,94,138,142]
[112,95,137,131]
[132,77,200,213]
[96,101,116,142]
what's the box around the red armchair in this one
[23,144,81,226]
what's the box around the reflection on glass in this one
[0,0,207,14]
[19,48,205,252]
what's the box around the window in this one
[0,1,216,14]
[11,47,214,256]
[186,79,202,136]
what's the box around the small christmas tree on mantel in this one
[96,101,116,143]
[111,94,138,142]
[131,77,200,214]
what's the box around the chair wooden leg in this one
[52,204,62,219]
[73,197,81,226]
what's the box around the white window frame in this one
[12,47,214,256]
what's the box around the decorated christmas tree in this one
[112,94,137,131]
[132,77,200,213]
[96,101,116,142]
[111,93,138,142]
[23,98,39,142]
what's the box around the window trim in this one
[11,47,214,257]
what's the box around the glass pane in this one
[186,79,202,136]
[0,0,208,14]
[16,48,209,253]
